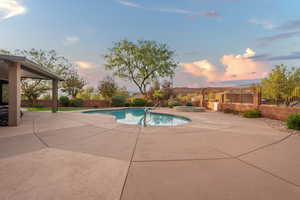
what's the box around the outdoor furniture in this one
[0,105,8,126]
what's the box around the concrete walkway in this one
[0,109,299,200]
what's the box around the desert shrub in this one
[168,100,181,108]
[146,100,155,107]
[243,110,262,118]
[131,98,147,107]
[287,113,300,130]
[59,96,70,107]
[232,110,240,115]
[186,102,193,106]
[69,98,84,107]
[223,108,234,114]
[111,96,126,107]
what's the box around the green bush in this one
[111,96,127,107]
[59,96,70,107]
[35,102,44,108]
[168,100,181,108]
[287,113,300,130]
[69,98,84,107]
[146,100,155,107]
[243,110,262,118]
[186,102,193,106]
[131,98,147,107]
[223,108,234,114]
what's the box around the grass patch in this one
[27,107,95,111]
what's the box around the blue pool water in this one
[83,108,191,126]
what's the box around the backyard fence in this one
[21,100,109,108]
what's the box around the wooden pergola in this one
[0,55,64,126]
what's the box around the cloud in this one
[0,0,27,20]
[269,51,300,61]
[181,60,224,82]
[74,60,134,90]
[220,48,270,81]
[249,18,274,30]
[180,48,270,84]
[200,11,222,18]
[157,8,194,15]
[75,61,96,69]
[113,0,221,18]
[276,19,300,31]
[256,31,300,46]
[74,61,106,87]
[63,36,80,45]
[115,0,141,8]
[250,51,300,61]
[173,70,208,88]
[187,10,222,20]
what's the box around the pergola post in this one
[0,81,3,104]
[52,79,58,113]
[8,62,21,126]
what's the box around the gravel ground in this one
[262,118,300,135]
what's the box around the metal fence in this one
[258,85,300,107]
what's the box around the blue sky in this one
[1,0,300,90]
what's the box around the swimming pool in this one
[83,108,191,126]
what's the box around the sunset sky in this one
[1,0,300,91]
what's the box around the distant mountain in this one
[209,79,262,88]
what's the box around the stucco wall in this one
[220,103,300,120]
[21,100,109,108]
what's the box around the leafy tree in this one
[1,49,72,103]
[148,80,160,100]
[153,90,164,104]
[115,87,130,98]
[98,76,118,102]
[62,70,86,98]
[77,87,95,101]
[104,40,178,96]
[91,93,104,100]
[21,80,49,104]
[261,65,300,106]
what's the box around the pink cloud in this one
[181,60,224,82]
[220,48,270,81]
[180,48,271,83]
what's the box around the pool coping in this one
[77,107,194,127]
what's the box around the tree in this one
[21,80,49,104]
[115,87,130,98]
[61,70,86,98]
[98,76,118,102]
[153,90,164,105]
[161,80,173,100]
[1,49,72,103]
[104,40,178,96]
[77,87,95,101]
[261,65,300,106]
[147,80,160,100]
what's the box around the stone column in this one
[8,62,21,126]
[52,79,58,113]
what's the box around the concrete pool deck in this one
[0,108,300,200]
